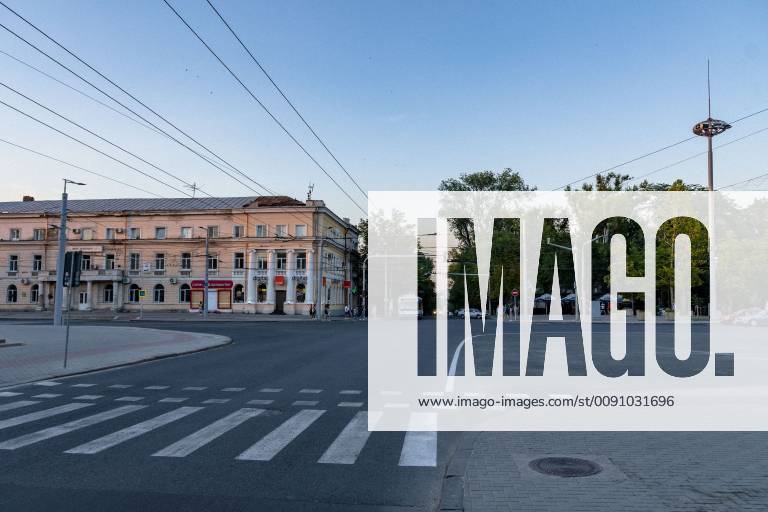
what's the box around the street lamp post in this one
[199,226,209,321]
[53,179,85,327]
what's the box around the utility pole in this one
[200,226,209,321]
[53,179,85,327]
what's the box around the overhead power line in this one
[162,0,366,215]
[719,169,768,190]
[205,0,368,200]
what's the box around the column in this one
[266,249,276,304]
[286,249,296,303]
[41,282,48,310]
[86,280,93,310]
[111,280,119,311]
[305,249,314,304]
[246,249,257,304]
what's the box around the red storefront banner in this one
[275,275,285,285]
[190,280,233,289]
[343,280,351,289]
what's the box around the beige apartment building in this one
[0,195,360,315]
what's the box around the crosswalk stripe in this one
[0,400,39,413]
[64,406,202,454]
[109,385,132,389]
[182,387,207,391]
[0,391,22,397]
[0,403,93,431]
[398,413,437,467]
[318,411,371,464]
[153,408,264,458]
[237,409,325,461]
[71,383,97,388]
[32,394,61,399]
[0,405,146,450]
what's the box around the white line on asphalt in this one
[159,398,188,403]
[236,409,326,461]
[247,399,274,406]
[144,386,170,390]
[399,413,437,467]
[299,389,323,394]
[32,394,61,399]
[202,399,230,404]
[74,395,103,400]
[64,406,202,454]
[0,391,22,397]
[109,385,133,389]
[183,387,207,391]
[152,408,264,458]
[71,384,97,388]
[0,405,146,450]
[0,403,93,431]
[34,381,62,387]
[258,388,283,393]
[339,390,362,395]
[292,400,319,406]
[221,388,245,392]
[318,411,371,464]
[115,396,144,402]
[0,400,39,413]
[337,402,364,408]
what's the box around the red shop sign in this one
[190,280,233,289]
[343,280,351,289]
[274,275,285,285]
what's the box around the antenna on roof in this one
[307,182,314,201]
[185,182,198,198]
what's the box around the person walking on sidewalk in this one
[309,304,316,319]
[323,303,330,321]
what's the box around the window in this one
[207,253,218,270]
[105,228,116,240]
[81,254,91,271]
[7,284,17,303]
[181,252,191,270]
[255,225,267,237]
[153,284,165,303]
[155,227,167,240]
[9,228,20,240]
[296,283,306,303]
[296,252,307,270]
[8,255,18,272]
[257,283,267,303]
[256,253,267,270]
[32,254,43,272]
[129,284,141,303]
[128,227,140,240]
[276,251,287,270]
[207,226,219,238]
[275,224,288,237]
[80,228,93,240]
[105,254,115,270]
[233,284,244,303]
[295,224,307,237]
[103,283,114,303]
[129,253,141,271]
[155,253,165,271]
[33,228,45,241]
[233,225,245,238]
[181,227,192,239]
[234,252,245,270]
[30,284,39,304]
[179,284,191,303]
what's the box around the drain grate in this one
[528,457,603,478]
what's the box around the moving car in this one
[457,308,483,319]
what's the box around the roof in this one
[0,196,307,215]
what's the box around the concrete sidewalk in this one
[0,325,230,387]
[0,311,347,323]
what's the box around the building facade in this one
[0,196,359,315]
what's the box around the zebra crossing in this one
[0,393,439,468]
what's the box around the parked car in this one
[457,308,483,319]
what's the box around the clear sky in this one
[1,0,767,222]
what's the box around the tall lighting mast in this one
[692,61,731,191]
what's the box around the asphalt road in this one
[0,319,462,512]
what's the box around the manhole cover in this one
[528,457,603,478]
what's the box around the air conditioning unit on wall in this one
[169,277,177,284]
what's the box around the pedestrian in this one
[324,303,330,321]
[309,304,316,319]
[344,304,350,319]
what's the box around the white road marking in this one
[292,400,319,406]
[237,409,325,461]
[115,396,144,402]
[258,388,283,393]
[340,390,362,395]
[71,383,97,388]
[74,395,103,400]
[399,413,437,467]
[109,385,133,389]
[299,389,323,394]
[34,381,62,387]
[338,402,364,408]
[221,388,245,392]
[0,405,146,450]
[202,399,230,404]
[0,400,39,413]
[153,408,264,458]
[0,403,92,431]
[159,397,188,403]
[144,386,170,390]
[0,391,22,397]
[247,399,274,406]
[64,406,202,454]
[318,411,371,464]
[182,387,207,391]
[32,394,61,399]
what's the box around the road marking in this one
[153,408,264,458]
[0,391,22,397]
[221,388,245,392]
[258,388,283,393]
[318,411,371,464]
[34,381,62,387]
[183,386,207,391]
[0,403,92,431]
[32,394,61,399]
[115,396,144,402]
[237,409,325,461]
[144,386,170,390]
[299,389,323,394]
[292,400,319,406]
[71,383,97,388]
[74,395,103,400]
[340,390,362,395]
[202,399,230,404]
[64,406,202,454]
[247,399,274,406]
[159,397,188,403]
[109,385,133,389]
[0,405,146,450]
[338,402,364,408]
[398,413,437,467]
[0,400,39,413]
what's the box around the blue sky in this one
[1,0,767,221]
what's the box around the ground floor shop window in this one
[296,283,306,303]
[233,284,244,303]
[257,283,267,303]
[179,284,190,303]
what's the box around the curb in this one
[438,432,480,511]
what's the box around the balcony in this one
[232,270,245,278]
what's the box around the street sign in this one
[138,290,146,299]
[512,289,519,297]
[190,280,233,289]
[63,251,82,287]
[343,280,351,289]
